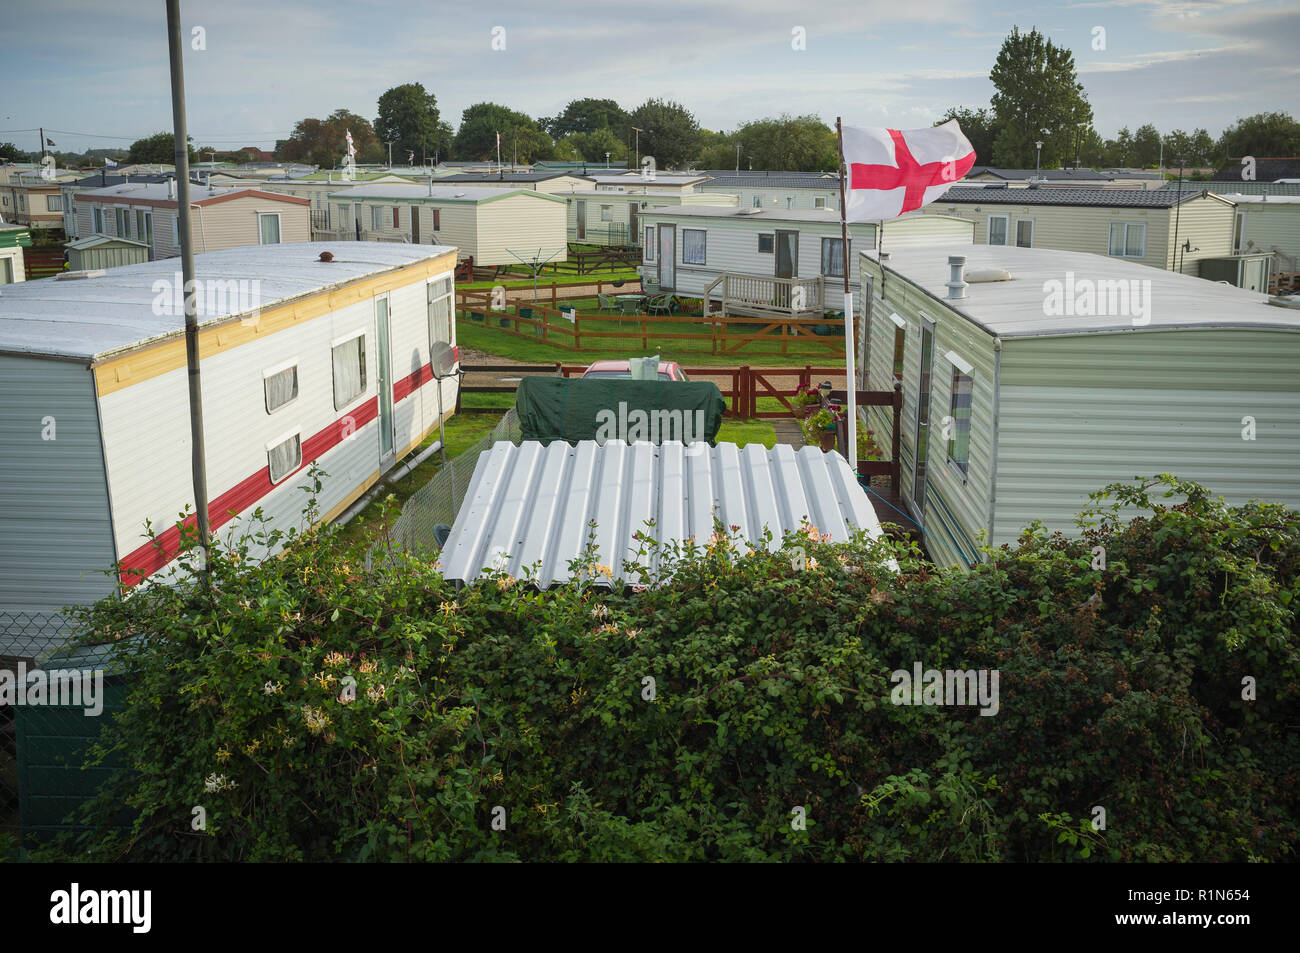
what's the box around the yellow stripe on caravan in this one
[94,251,457,396]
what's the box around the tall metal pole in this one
[835,117,856,469]
[166,0,211,573]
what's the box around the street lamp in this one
[384,140,395,169]
[1035,140,1044,174]
[605,151,610,169]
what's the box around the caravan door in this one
[911,316,936,520]
[658,224,676,290]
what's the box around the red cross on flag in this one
[842,120,975,222]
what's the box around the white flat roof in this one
[327,183,547,202]
[864,244,1295,338]
[0,242,457,362]
[1216,193,1300,205]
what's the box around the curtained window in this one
[682,228,706,264]
[821,237,849,277]
[428,276,454,346]
[264,364,299,413]
[332,333,367,409]
[268,433,302,484]
[946,365,973,478]
[259,213,281,244]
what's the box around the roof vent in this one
[966,268,1012,283]
[318,251,335,262]
[56,269,106,281]
[945,256,968,299]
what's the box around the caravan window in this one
[987,215,1008,245]
[371,206,383,230]
[428,275,454,346]
[432,209,441,230]
[263,362,299,414]
[600,205,613,221]
[814,197,827,209]
[945,356,973,479]
[682,228,706,264]
[752,195,761,208]
[267,432,302,485]
[1015,219,1033,247]
[821,238,849,277]
[93,206,105,233]
[1109,222,1145,258]
[644,228,655,261]
[259,213,281,245]
[393,206,401,228]
[758,234,774,254]
[331,332,367,410]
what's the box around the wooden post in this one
[551,281,557,308]
[891,381,903,498]
[574,309,581,350]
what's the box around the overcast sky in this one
[2,0,1296,155]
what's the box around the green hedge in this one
[46,474,1300,861]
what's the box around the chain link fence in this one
[1,609,83,845]
[371,409,521,564]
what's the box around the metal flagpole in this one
[166,0,211,580]
[835,118,857,469]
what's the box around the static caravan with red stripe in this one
[0,242,459,658]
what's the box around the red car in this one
[580,359,689,382]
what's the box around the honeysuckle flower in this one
[323,651,348,668]
[263,680,282,695]
[591,604,610,620]
[439,601,458,616]
[367,684,386,703]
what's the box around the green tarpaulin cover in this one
[514,377,726,445]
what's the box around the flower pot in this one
[819,432,836,452]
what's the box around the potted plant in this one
[791,386,821,418]
[803,408,839,452]
[856,427,884,475]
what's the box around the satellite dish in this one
[431,342,458,379]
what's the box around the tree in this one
[0,141,34,163]
[1101,127,1134,168]
[126,132,196,164]
[1189,129,1215,168]
[451,103,551,163]
[1131,124,1161,168]
[626,99,701,170]
[938,107,999,166]
[988,27,1093,169]
[375,83,443,165]
[732,115,837,172]
[276,110,382,168]
[541,98,628,140]
[694,129,738,170]
[554,128,627,165]
[1216,111,1300,160]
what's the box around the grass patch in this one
[715,418,778,449]
[454,312,847,367]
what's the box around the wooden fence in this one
[456,297,846,357]
[23,247,65,281]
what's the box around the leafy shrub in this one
[42,474,1300,861]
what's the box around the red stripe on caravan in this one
[393,362,434,403]
[117,397,379,586]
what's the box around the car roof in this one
[586,359,678,371]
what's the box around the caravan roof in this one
[864,244,1294,339]
[0,241,455,362]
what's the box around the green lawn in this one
[455,306,848,367]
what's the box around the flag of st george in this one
[841,120,975,222]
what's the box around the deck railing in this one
[703,272,827,318]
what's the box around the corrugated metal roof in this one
[440,440,885,587]
[864,244,1296,338]
[0,241,457,361]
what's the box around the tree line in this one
[8,26,1298,175]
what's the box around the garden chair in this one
[618,296,640,318]
[597,293,616,313]
[646,294,672,316]
[642,278,660,295]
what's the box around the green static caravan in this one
[857,244,1300,569]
